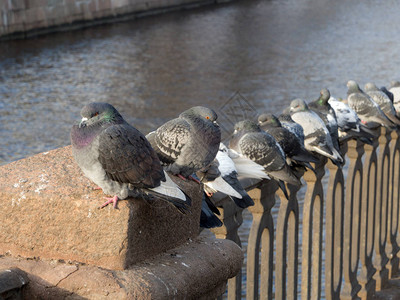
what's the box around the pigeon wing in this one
[98,124,165,188]
[239,132,285,171]
[152,118,191,165]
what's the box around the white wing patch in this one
[204,176,242,198]
[149,171,187,201]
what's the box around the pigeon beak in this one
[213,120,219,126]
[79,117,88,128]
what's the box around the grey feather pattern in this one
[149,119,191,165]
[229,120,301,188]
[347,80,395,129]
[147,106,221,178]
[290,99,343,164]
[365,83,400,126]
[98,124,164,188]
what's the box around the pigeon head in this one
[79,102,123,128]
[317,88,331,105]
[233,120,261,134]
[180,106,218,124]
[347,80,362,94]
[289,99,308,113]
[364,82,379,92]
[71,102,124,149]
[258,113,281,128]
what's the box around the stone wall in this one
[0,0,223,39]
[0,146,243,298]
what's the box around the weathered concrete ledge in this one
[0,0,232,40]
[0,236,243,299]
[0,146,203,270]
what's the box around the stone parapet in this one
[0,237,243,299]
[0,146,202,270]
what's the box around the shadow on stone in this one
[124,175,203,268]
[0,267,86,300]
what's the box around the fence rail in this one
[211,127,400,299]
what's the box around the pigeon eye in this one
[93,112,99,117]
[205,116,210,120]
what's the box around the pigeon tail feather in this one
[204,176,242,198]
[229,193,254,208]
[277,180,289,200]
[268,164,301,186]
[200,193,222,228]
[231,155,270,180]
[147,171,191,213]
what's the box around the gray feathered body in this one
[347,81,395,129]
[148,107,221,178]
[71,120,164,200]
[278,113,306,143]
[366,89,400,126]
[308,101,340,151]
[229,124,300,186]
[291,111,333,153]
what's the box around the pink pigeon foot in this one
[99,195,119,209]
[93,186,102,190]
[177,174,188,181]
[188,175,201,184]
[205,191,214,197]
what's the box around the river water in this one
[2,0,400,165]
[1,0,400,296]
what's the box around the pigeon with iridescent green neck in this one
[70,102,191,211]
[308,88,341,155]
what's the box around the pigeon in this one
[364,82,400,126]
[278,108,306,144]
[196,143,254,209]
[380,86,394,102]
[229,120,301,199]
[195,159,242,199]
[146,106,221,181]
[226,147,271,181]
[346,80,396,129]
[289,98,343,165]
[389,81,400,118]
[328,97,375,144]
[308,88,341,156]
[70,102,191,211]
[215,143,254,208]
[258,113,319,171]
[200,193,223,228]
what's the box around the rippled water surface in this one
[1,0,400,165]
